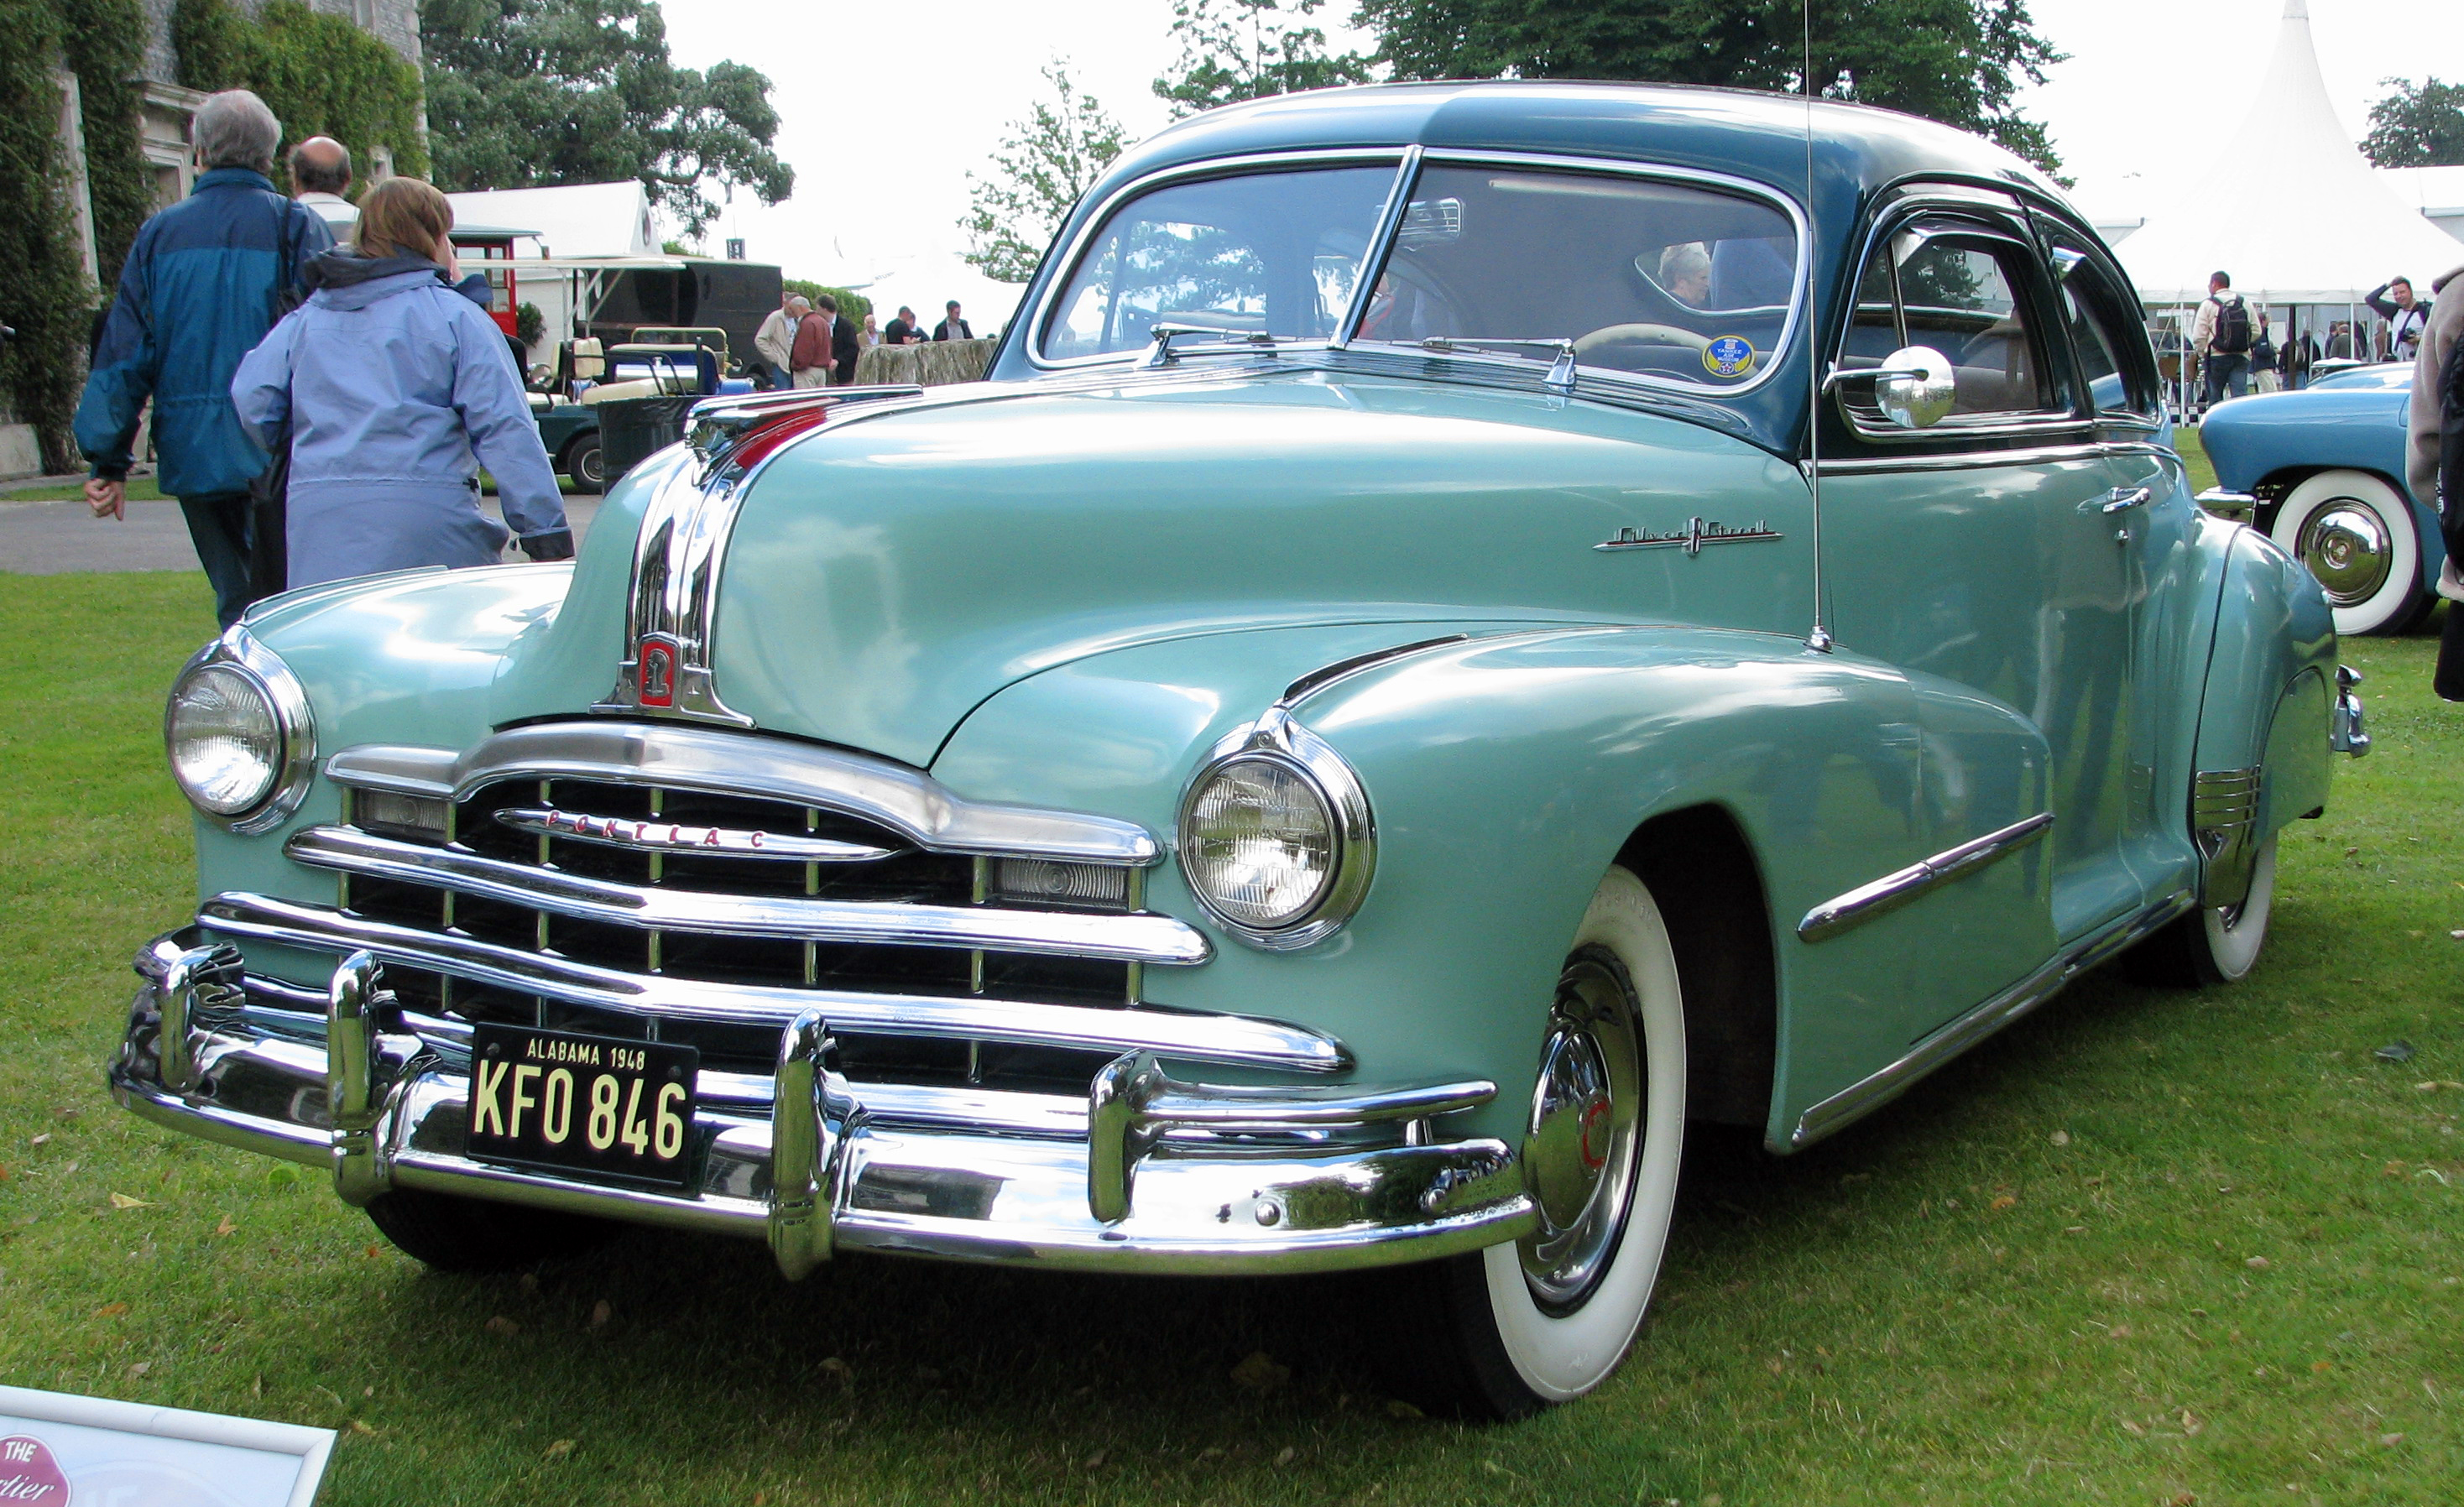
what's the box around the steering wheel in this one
[1574,323,1714,358]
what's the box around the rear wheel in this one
[363,1187,621,1273]
[2269,471,2424,636]
[1383,865,1687,1419]
[562,435,605,493]
[2127,832,2279,986]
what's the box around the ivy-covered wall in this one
[60,0,151,286]
[0,0,111,471]
[172,0,429,189]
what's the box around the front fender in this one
[936,624,1942,1150]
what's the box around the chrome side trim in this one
[200,895,1337,1070]
[1796,812,2054,943]
[283,827,1210,965]
[1814,441,2105,476]
[1786,888,2195,1149]
[493,806,901,864]
[170,626,319,835]
[325,722,1162,864]
[2190,766,2263,910]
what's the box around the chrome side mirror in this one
[1875,345,1955,430]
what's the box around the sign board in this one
[725,238,746,261]
[0,1385,334,1507]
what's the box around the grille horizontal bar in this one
[201,892,1343,1072]
[287,827,1210,965]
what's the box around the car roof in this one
[1104,81,2063,210]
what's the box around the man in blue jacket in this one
[75,90,333,627]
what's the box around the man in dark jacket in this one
[933,300,974,342]
[76,90,332,626]
[830,299,860,385]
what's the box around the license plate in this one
[466,1025,700,1191]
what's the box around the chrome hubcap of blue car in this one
[2297,501,2393,607]
[1521,947,1644,1312]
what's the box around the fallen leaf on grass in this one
[2312,1360,2332,1374]
[1229,1351,1290,1393]
[587,1299,612,1329]
[2119,1418,2147,1436]
[1990,1195,2018,1211]
[2375,1041,2417,1064]
[127,1363,149,1378]
[30,1134,50,1147]
[93,1302,128,1318]
[2379,1432,2404,1447]
[817,1356,851,1383]
[2049,1130,2071,1147]
[1383,1399,1423,1420]
[543,1439,573,1458]
[349,1420,378,1437]
[213,1217,236,1237]
[2245,1254,2272,1269]
[0,1165,11,1181]
[1275,1447,1295,1466]
[107,1193,150,1210]
[2169,1494,2197,1505]
[1082,1450,1107,1469]
[2418,1082,2442,1092]
[2180,1409,2203,1436]
[2109,1324,2133,1339]
[2065,1225,2090,1234]
[483,1316,519,1337]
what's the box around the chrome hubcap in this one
[1519,947,1642,1312]
[2297,502,2392,606]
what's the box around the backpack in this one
[2211,294,2253,356]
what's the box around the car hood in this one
[502,370,1811,768]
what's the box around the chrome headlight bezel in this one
[1176,707,1375,951]
[163,627,316,834]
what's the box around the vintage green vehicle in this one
[114,83,2364,1417]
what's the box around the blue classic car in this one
[2199,363,2442,636]
[114,83,2362,1418]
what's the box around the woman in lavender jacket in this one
[232,178,571,589]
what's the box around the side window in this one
[2056,260,2156,420]
[1891,236,2049,417]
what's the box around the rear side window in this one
[1835,221,2063,426]
[2055,257,2158,420]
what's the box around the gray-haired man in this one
[75,89,334,627]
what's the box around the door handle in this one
[2086,483,2155,514]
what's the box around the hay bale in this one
[854,338,996,388]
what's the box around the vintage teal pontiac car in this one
[115,82,2364,1417]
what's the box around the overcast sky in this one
[659,0,2462,326]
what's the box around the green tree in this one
[420,0,792,237]
[2360,76,2464,168]
[174,0,431,185]
[1152,0,1371,118]
[961,62,1130,284]
[1353,0,2067,175]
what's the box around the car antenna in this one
[1801,0,1835,654]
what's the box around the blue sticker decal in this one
[1703,336,1757,378]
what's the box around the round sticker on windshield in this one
[1703,336,1756,378]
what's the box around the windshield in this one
[1040,164,1397,360]
[1360,165,1799,388]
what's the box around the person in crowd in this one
[2409,263,2464,698]
[75,89,334,628]
[2250,308,2280,394]
[754,289,801,389]
[830,299,861,385]
[934,300,973,342]
[2190,269,2257,408]
[2286,326,2318,389]
[790,295,833,387]
[2367,275,2431,364]
[884,305,921,344]
[859,312,880,353]
[290,137,358,237]
[2326,321,2353,361]
[1656,242,1712,308]
[228,177,571,589]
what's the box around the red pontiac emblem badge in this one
[0,1437,70,1505]
[638,635,679,708]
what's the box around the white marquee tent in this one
[2115,0,2463,306]
[441,181,658,260]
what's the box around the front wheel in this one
[2269,471,2424,637]
[1383,865,1688,1418]
[2127,832,2279,986]
[562,435,606,493]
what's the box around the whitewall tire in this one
[2127,832,2279,988]
[2269,471,2424,637]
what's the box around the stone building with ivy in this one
[1,0,427,477]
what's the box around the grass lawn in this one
[0,572,2456,1507]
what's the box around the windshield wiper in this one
[1366,335,1579,394]
[1143,322,1294,368]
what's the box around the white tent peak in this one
[2113,1,2462,305]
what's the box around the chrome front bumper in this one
[109,931,1534,1276]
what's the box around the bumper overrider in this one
[109,930,1535,1276]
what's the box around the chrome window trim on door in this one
[1025,149,1413,373]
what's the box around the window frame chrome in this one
[1025,148,1416,373]
[165,625,318,836]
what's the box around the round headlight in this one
[168,664,282,815]
[1177,709,1376,948]
[1182,756,1336,929]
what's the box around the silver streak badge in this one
[1595,517,1784,555]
